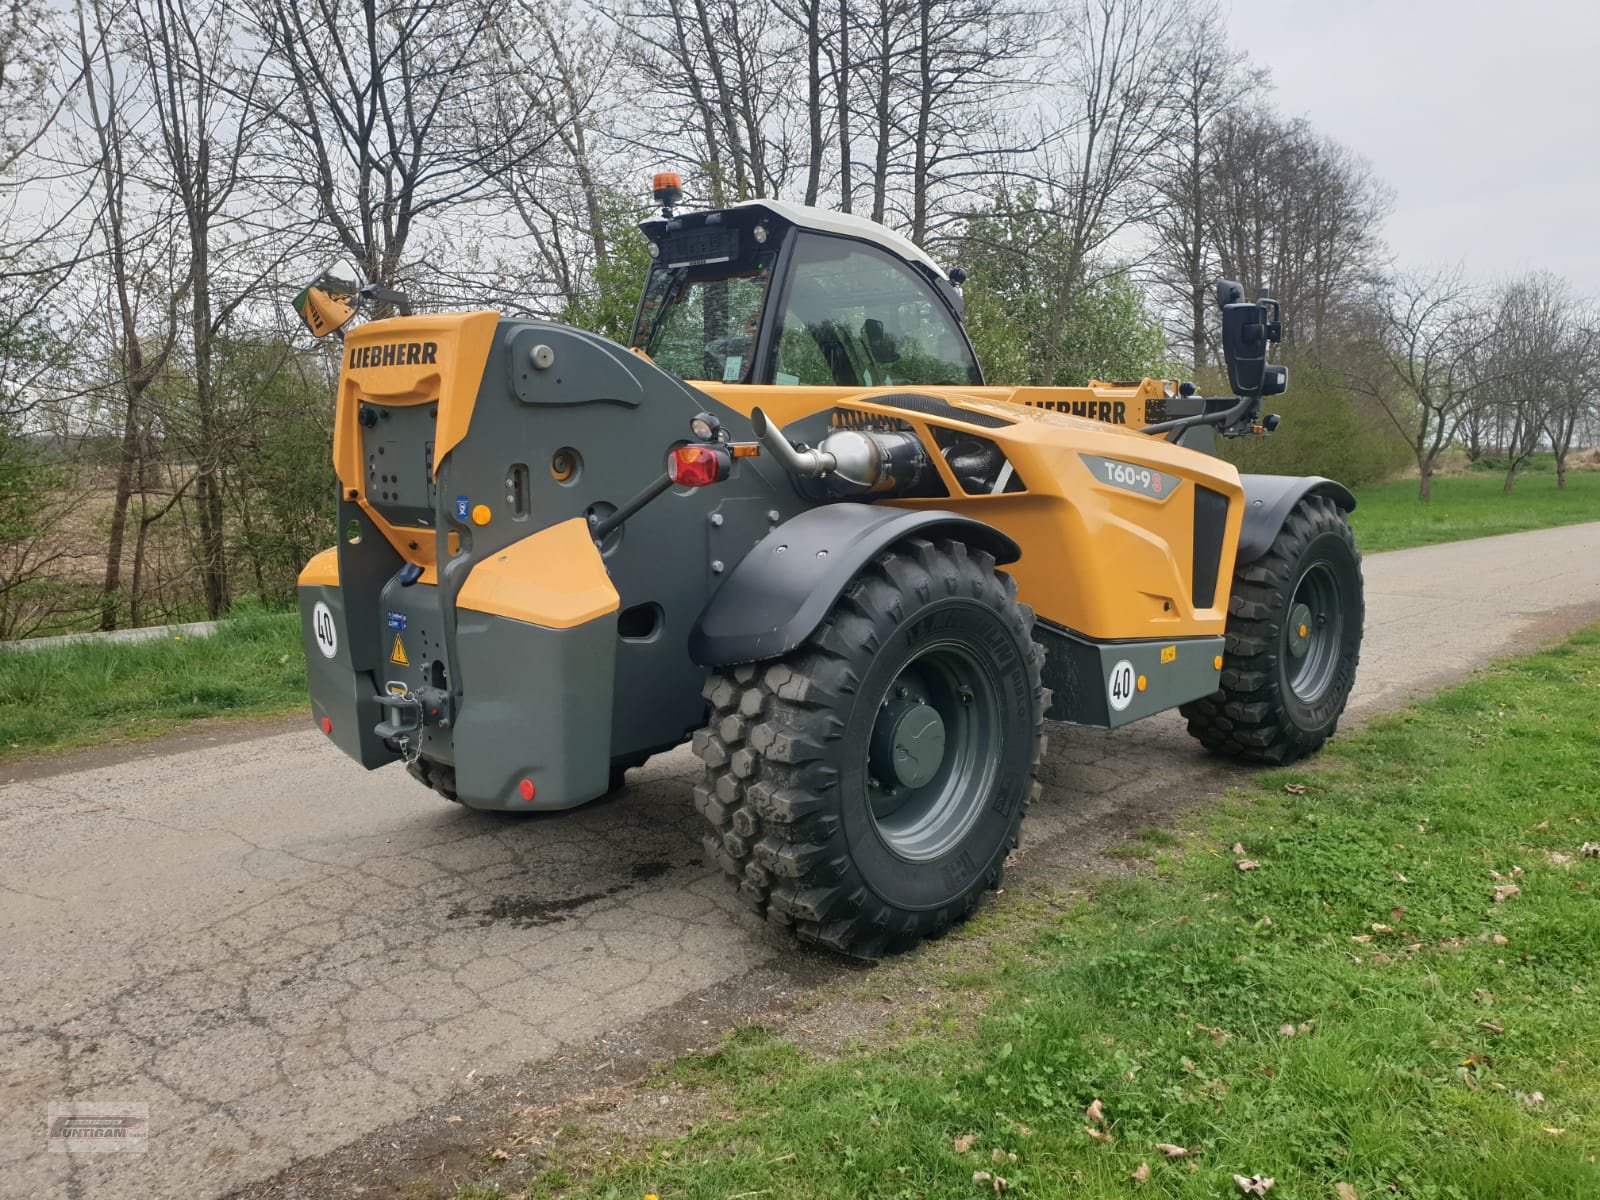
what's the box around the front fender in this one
[1237,474,1356,564]
[688,504,1020,668]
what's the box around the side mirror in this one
[1216,280,1286,398]
[862,318,901,363]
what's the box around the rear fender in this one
[1237,474,1356,564]
[688,504,1020,667]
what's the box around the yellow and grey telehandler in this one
[294,174,1361,956]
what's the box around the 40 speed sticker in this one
[1081,454,1182,501]
[311,601,338,659]
[1107,659,1137,712]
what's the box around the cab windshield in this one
[633,260,774,383]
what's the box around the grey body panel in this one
[1236,474,1356,564]
[687,504,1021,667]
[322,319,810,808]
[1035,621,1225,728]
[451,610,615,810]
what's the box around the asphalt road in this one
[4,522,1600,1200]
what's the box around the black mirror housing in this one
[1216,280,1285,400]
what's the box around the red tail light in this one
[668,443,730,488]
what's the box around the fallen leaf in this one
[1284,783,1308,794]
[1335,1184,1360,1200]
[1278,1023,1297,1037]
[1236,859,1261,872]
[973,1170,992,1186]
[1548,851,1574,867]
[1233,1173,1275,1195]
[1086,1098,1106,1126]
[1493,884,1521,903]
[1480,1020,1505,1034]
[1371,923,1393,934]
[993,1176,1009,1194]
[1391,906,1406,920]
[1404,943,1424,953]
[1350,934,1372,943]
[1491,933,1509,946]
[487,1148,510,1162]
[1084,1125,1114,1143]
[991,1148,1016,1164]
[1231,842,1246,854]
[1156,1142,1190,1158]
[1523,1091,1545,1108]
[1462,1052,1492,1067]
[1534,820,1549,831]
[443,1115,463,1124]
[1544,1127,1566,1136]
[1392,871,1411,883]
[1132,1162,1151,1184]
[953,1133,978,1154]
[1581,842,1599,858]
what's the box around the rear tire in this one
[1181,493,1362,764]
[691,537,1046,958]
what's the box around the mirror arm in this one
[1141,393,1256,439]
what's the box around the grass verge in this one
[1349,467,1600,552]
[0,607,306,760]
[469,628,1600,1199]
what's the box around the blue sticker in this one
[453,495,470,520]
[386,611,408,631]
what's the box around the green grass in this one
[0,607,306,759]
[1350,465,1600,552]
[474,629,1600,1199]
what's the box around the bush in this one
[1217,363,1411,487]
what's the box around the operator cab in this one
[631,194,982,389]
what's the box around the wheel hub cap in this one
[871,699,947,789]
[1287,601,1314,659]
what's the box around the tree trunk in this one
[1418,461,1432,501]
[1503,466,1517,494]
[1556,454,1568,490]
[100,384,142,631]
[835,0,851,212]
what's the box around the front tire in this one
[1181,493,1363,764]
[692,537,1046,958]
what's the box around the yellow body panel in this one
[298,546,340,588]
[332,311,499,571]
[456,518,621,629]
[696,383,1244,643]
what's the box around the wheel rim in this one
[1284,560,1343,702]
[865,643,1000,862]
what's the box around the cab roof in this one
[727,199,948,281]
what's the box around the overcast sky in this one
[1222,0,1600,296]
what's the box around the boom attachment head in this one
[292,267,413,339]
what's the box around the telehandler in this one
[295,174,1362,957]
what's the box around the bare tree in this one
[1032,0,1187,383]
[1147,1,1245,367]
[624,0,797,206]
[76,0,191,629]
[1480,273,1569,492]
[1546,306,1598,490]
[133,0,280,617]
[254,0,552,295]
[1205,106,1390,355]
[1354,268,1494,501]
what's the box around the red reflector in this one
[518,778,536,802]
[320,716,333,735]
[668,443,728,488]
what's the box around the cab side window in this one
[772,234,980,388]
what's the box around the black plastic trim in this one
[1192,485,1229,607]
[689,504,1020,667]
[1236,474,1357,564]
[873,392,1011,428]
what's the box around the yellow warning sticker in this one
[390,633,409,666]
[1159,645,1177,664]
